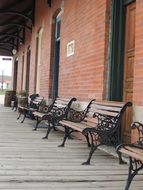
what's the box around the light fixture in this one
[12,49,17,55]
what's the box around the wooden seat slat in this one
[60,120,92,132]
[119,147,143,162]
[60,120,95,129]
[84,117,98,124]
[125,146,143,156]
[33,111,46,118]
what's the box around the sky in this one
[0,56,13,76]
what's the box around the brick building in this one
[0,0,142,143]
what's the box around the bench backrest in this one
[29,96,44,109]
[49,97,77,119]
[84,100,132,129]
[32,96,44,105]
[67,99,96,122]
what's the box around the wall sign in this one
[67,40,75,57]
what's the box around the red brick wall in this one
[16,0,110,101]
[29,0,62,97]
[59,0,109,101]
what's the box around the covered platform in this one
[0,100,142,189]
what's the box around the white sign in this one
[67,40,75,57]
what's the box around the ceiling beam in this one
[1,0,22,10]
[0,47,12,55]
[0,10,33,24]
[0,23,32,31]
[0,42,17,48]
[0,32,23,42]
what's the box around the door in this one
[13,59,18,91]
[122,2,136,143]
[25,48,31,92]
[52,16,61,100]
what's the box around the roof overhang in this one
[0,0,36,56]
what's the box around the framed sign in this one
[67,40,75,57]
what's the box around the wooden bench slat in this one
[88,109,118,117]
[59,120,93,132]
[119,147,143,162]
[33,111,46,117]
[91,105,122,112]
[84,117,98,124]
[55,100,69,105]
[91,101,125,107]
[54,103,67,108]
[56,98,72,103]
[120,146,143,156]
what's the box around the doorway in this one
[13,59,18,91]
[122,1,135,143]
[109,0,135,143]
[51,15,61,100]
[25,47,31,92]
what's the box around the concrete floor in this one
[0,95,4,104]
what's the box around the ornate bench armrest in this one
[67,108,86,122]
[50,107,67,121]
[131,122,143,147]
[92,112,119,132]
[93,112,115,124]
[38,104,50,113]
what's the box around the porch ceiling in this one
[0,0,34,56]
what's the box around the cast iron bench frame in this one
[58,100,132,165]
[117,122,143,190]
[33,97,77,138]
[17,96,44,123]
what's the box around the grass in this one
[0,90,7,95]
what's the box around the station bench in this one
[58,100,132,165]
[117,122,143,190]
[17,96,44,123]
[33,97,77,138]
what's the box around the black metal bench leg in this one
[17,112,21,120]
[33,117,42,131]
[21,113,26,123]
[125,157,143,190]
[42,121,52,139]
[58,127,70,147]
[85,133,91,147]
[53,126,58,131]
[42,126,52,139]
[82,145,97,165]
[118,152,126,164]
